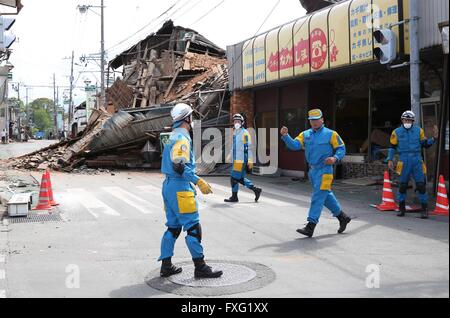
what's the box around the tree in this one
[30,98,54,113]
[33,108,52,133]
[8,98,25,113]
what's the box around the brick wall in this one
[230,90,254,128]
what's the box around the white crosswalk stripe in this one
[68,188,121,218]
[102,187,158,214]
[209,182,298,207]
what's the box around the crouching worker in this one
[158,103,223,279]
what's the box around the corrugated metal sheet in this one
[88,107,173,153]
[226,42,243,91]
[419,0,449,49]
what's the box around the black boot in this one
[193,257,223,279]
[224,192,239,203]
[160,258,182,278]
[297,222,316,238]
[337,212,352,234]
[397,201,406,217]
[421,203,429,219]
[251,186,262,202]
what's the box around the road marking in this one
[103,187,159,214]
[68,188,121,218]
[209,183,297,207]
[0,290,5,298]
[0,255,5,263]
[0,269,5,280]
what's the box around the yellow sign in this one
[310,8,331,72]
[293,16,311,76]
[350,0,373,63]
[279,22,296,79]
[266,29,280,83]
[254,33,267,85]
[242,39,254,87]
[241,0,408,88]
[329,1,351,68]
[373,0,401,53]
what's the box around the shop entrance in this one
[335,91,369,158]
[369,87,410,162]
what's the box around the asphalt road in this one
[0,166,448,298]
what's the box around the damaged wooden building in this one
[5,21,233,172]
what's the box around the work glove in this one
[197,178,213,195]
[246,162,254,173]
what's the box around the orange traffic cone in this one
[432,175,449,216]
[45,171,59,206]
[375,171,399,211]
[33,173,53,211]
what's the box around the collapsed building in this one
[5,20,232,174]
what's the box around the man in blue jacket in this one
[387,111,439,219]
[280,109,351,238]
[225,114,262,203]
[158,103,223,279]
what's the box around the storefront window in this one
[282,108,306,137]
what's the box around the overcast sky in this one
[6,0,306,106]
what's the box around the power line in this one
[106,0,184,53]
[190,0,226,26]
[172,0,205,22]
[210,0,282,87]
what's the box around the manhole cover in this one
[146,260,276,297]
[167,263,257,287]
[5,211,64,224]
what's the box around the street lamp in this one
[77,1,105,109]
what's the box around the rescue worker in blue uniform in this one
[158,103,223,279]
[387,111,439,219]
[281,109,351,238]
[225,114,262,203]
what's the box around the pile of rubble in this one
[4,20,231,174]
[7,142,69,171]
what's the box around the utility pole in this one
[57,85,60,136]
[410,0,421,122]
[53,73,57,138]
[69,50,75,125]
[100,0,105,109]
[25,87,29,124]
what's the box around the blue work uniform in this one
[387,125,435,204]
[282,126,346,224]
[158,127,203,261]
[230,128,254,193]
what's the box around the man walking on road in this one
[387,111,439,219]
[158,103,223,279]
[224,113,262,203]
[280,109,351,238]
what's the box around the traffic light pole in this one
[409,0,421,122]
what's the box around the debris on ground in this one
[3,20,231,174]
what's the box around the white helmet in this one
[233,114,245,123]
[401,111,416,121]
[171,103,193,123]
